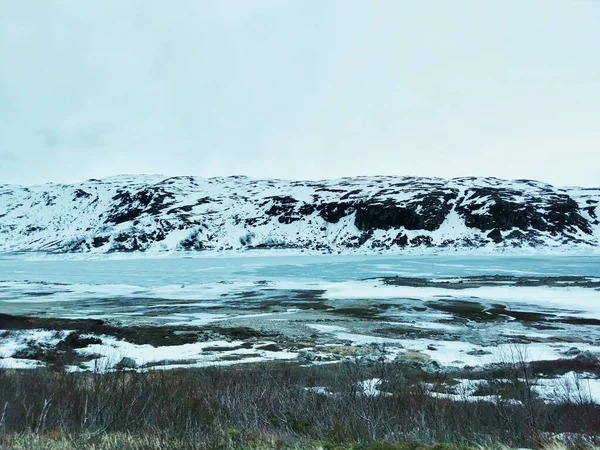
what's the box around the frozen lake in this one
[1,253,600,372]
[1,254,600,288]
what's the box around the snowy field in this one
[1,253,600,403]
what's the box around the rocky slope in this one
[0,175,598,254]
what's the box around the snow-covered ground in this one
[425,373,600,405]
[1,174,598,254]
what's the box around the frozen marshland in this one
[1,253,600,404]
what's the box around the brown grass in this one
[0,361,599,449]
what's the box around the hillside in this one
[0,175,598,254]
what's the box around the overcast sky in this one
[1,1,599,187]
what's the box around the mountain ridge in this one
[1,174,598,254]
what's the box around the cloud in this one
[39,124,113,150]
[39,130,60,149]
[1,1,599,186]
[0,152,17,162]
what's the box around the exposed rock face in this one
[0,175,598,253]
[455,187,592,235]
[354,190,458,232]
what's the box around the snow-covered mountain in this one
[0,175,598,254]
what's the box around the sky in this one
[1,1,599,187]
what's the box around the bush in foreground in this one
[0,361,598,449]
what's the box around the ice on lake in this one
[1,254,600,372]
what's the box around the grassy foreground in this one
[0,361,599,449]
[0,434,597,450]
[0,433,474,450]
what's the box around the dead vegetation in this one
[0,359,599,449]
